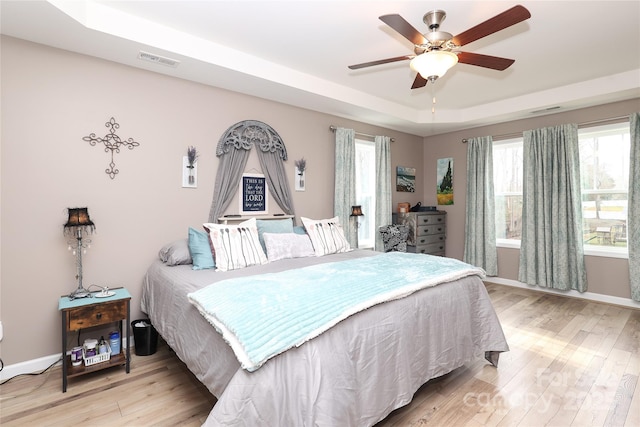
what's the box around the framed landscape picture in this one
[396,166,415,192]
[437,158,453,205]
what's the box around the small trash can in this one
[131,319,158,356]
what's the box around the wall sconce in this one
[182,146,198,188]
[64,207,95,300]
[295,158,306,191]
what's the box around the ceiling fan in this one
[348,5,531,89]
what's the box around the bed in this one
[141,230,509,426]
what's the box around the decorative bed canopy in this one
[209,120,295,223]
[216,120,288,159]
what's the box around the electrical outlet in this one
[0,321,3,341]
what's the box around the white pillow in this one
[203,218,268,271]
[263,232,316,261]
[300,216,351,256]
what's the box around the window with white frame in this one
[492,122,630,257]
[578,122,630,255]
[355,139,376,248]
[493,138,524,246]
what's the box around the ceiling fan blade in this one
[457,51,515,70]
[348,55,413,70]
[379,14,427,46]
[452,5,531,47]
[411,74,428,89]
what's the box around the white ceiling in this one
[2,0,639,137]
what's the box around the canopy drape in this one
[208,120,295,223]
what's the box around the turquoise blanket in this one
[187,252,485,371]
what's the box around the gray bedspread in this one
[141,250,509,426]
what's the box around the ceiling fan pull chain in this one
[431,84,437,114]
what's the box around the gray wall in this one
[0,36,424,365]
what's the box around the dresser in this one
[395,211,447,256]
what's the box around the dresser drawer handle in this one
[96,313,102,320]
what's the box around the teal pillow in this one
[188,227,215,270]
[256,218,294,251]
[293,225,307,235]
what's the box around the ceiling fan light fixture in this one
[409,50,458,80]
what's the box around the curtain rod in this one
[460,115,630,143]
[329,125,395,142]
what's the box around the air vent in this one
[531,106,561,114]
[138,51,180,68]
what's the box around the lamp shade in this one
[410,51,459,80]
[64,207,95,230]
[350,205,364,217]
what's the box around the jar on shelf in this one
[83,338,98,358]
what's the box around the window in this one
[493,138,523,247]
[579,123,630,256]
[355,139,376,248]
[492,122,630,257]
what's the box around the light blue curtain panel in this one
[629,112,640,301]
[463,136,498,275]
[518,124,587,292]
[334,128,357,248]
[374,136,392,252]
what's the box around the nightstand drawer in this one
[414,233,445,246]
[67,301,127,330]
[416,224,446,236]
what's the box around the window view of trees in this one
[493,140,523,241]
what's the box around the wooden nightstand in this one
[58,288,131,392]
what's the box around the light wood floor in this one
[1,283,639,426]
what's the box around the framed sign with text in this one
[239,173,268,214]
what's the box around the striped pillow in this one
[301,216,351,256]
[203,218,268,271]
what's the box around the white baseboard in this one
[0,339,133,382]
[486,277,640,309]
[0,353,63,382]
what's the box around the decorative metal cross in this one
[83,117,140,179]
